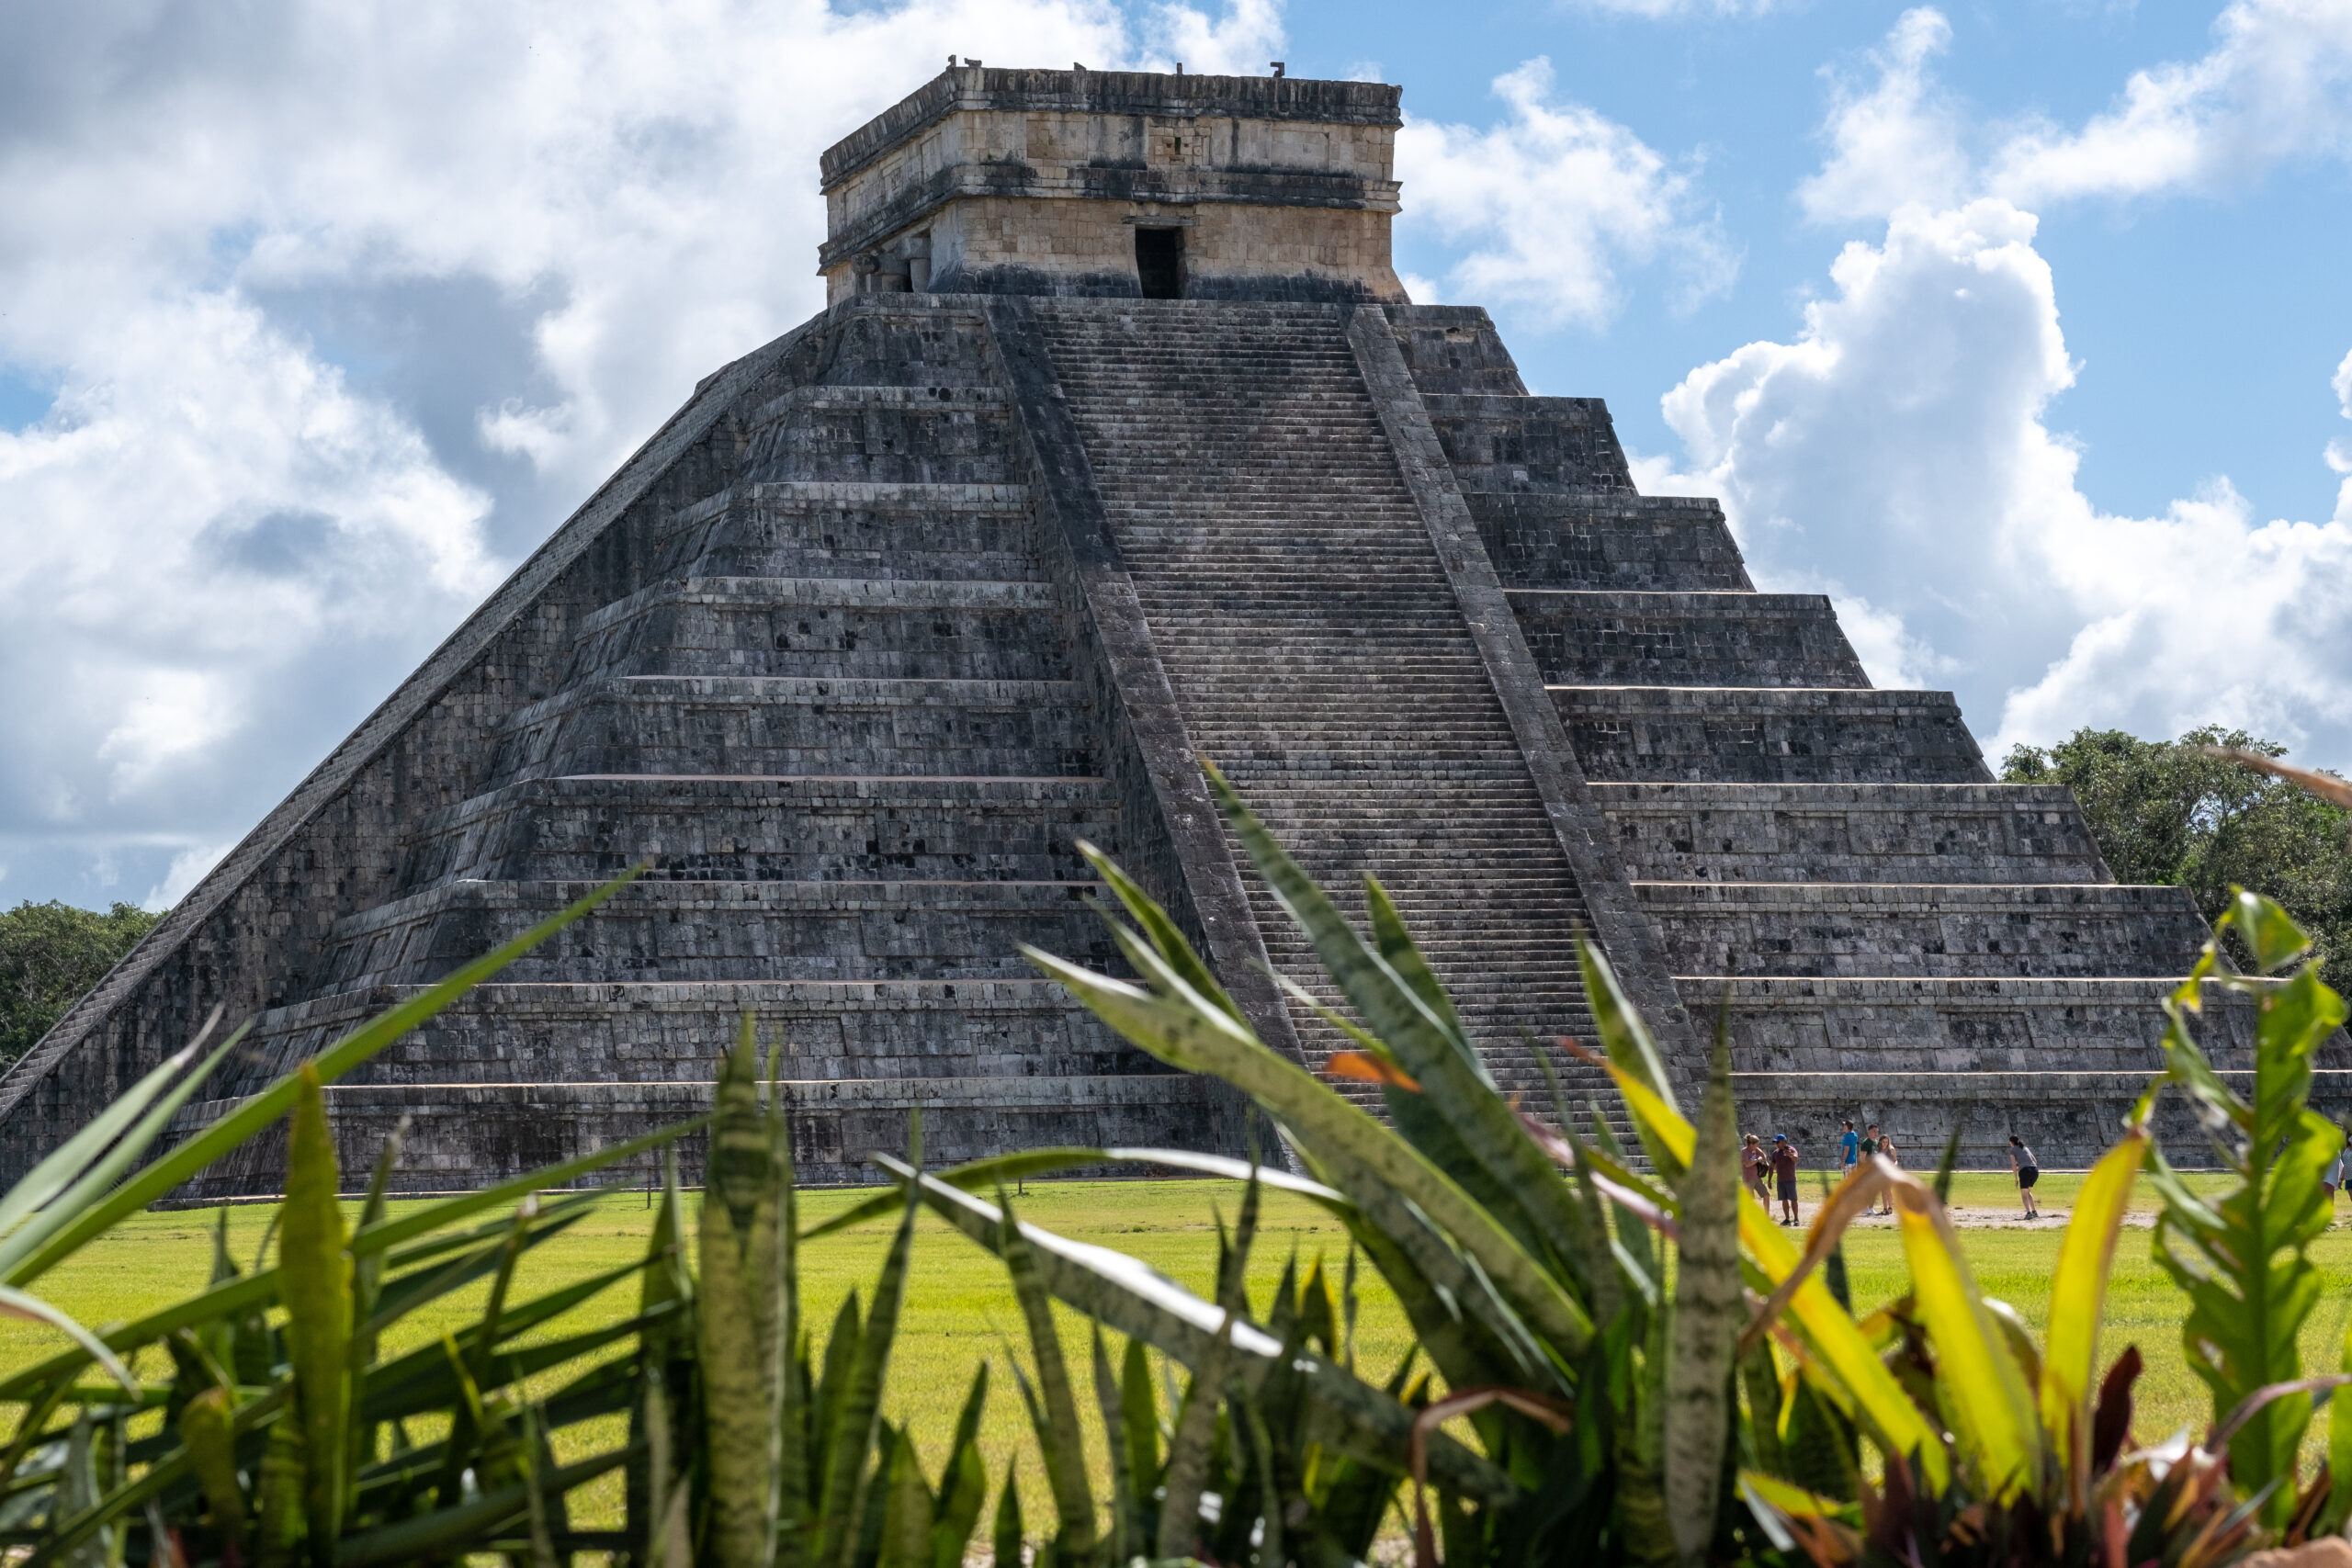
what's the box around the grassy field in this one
[7,1169,2350,1529]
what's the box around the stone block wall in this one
[1511,590,1868,688]
[917,197,1404,303]
[820,66,1406,304]
[10,295,1270,1195]
[12,279,2338,1195]
[1382,302,2320,1163]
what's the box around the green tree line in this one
[2003,724,2352,990]
[0,899,160,1066]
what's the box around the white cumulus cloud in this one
[1990,0,2352,206]
[1395,59,1737,330]
[1795,1,2352,222]
[1798,8,1972,224]
[1653,198,2352,763]
[1136,0,1283,73]
[0,290,496,877]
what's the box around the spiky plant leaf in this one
[1665,1036,1741,1566]
[279,1064,350,1551]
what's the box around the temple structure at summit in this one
[0,64,2301,1191]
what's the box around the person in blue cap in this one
[1770,1134,1802,1224]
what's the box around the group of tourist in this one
[1737,1121,2045,1223]
[1738,1132,1816,1224]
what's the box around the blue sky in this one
[1351,0,2352,524]
[1,0,2348,912]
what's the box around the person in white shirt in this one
[2008,1134,2041,1219]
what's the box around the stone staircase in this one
[1029,300,1610,1114]
[1388,303,2229,1161]
[180,301,1201,1194]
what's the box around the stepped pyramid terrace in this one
[3,63,2324,1193]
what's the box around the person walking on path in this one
[1742,1134,1770,1206]
[1771,1134,1802,1225]
[1871,1126,1898,1215]
[2007,1134,2041,1218]
[1839,1119,1860,1179]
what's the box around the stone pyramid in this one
[0,65,2287,1193]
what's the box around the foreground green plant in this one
[8,776,2349,1568]
[2149,887,2350,1527]
[893,761,1822,1563]
[963,763,2352,1568]
[0,875,1012,1568]
[0,872,701,1566]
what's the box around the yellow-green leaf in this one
[1600,1062,1695,1172]
[1894,1185,2039,1497]
[2039,1125,2145,1494]
[1740,1197,1946,1485]
[1025,946,1592,1359]
[280,1063,350,1548]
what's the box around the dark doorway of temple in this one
[1136,228,1183,298]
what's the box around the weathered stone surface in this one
[6,66,2328,1190]
[1400,305,2344,1157]
[1638,881,2212,977]
[1422,395,1635,494]
[1471,494,1754,592]
[819,66,1407,305]
[1592,783,2110,884]
[1510,591,1868,689]
[1555,687,1994,784]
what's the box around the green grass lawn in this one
[7,1169,2349,1529]
[0,1179,1419,1528]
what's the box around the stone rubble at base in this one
[1,65,2326,1195]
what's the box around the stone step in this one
[1469,492,1751,592]
[662,481,1044,583]
[746,384,1011,424]
[1309,1026,1623,1138]
[492,675,1091,781]
[1420,393,1636,494]
[1386,306,1531,398]
[227,977,1149,1097]
[741,385,1023,487]
[565,575,1070,683]
[1209,789,1566,814]
[399,773,1118,887]
[1034,298,1608,1104]
[1186,772,1566,795]
[657,479,1032,555]
[317,877,1122,989]
[1638,882,2212,978]
[1592,782,2108,884]
[1734,1055,2348,1179]
[1702,974,2256,1077]
[791,305,1006,392]
[1509,590,1869,688]
[175,988,1209,1195]
[178,1072,1226,1197]
[1555,686,1993,784]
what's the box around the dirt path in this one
[1769,1204,2134,1232]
